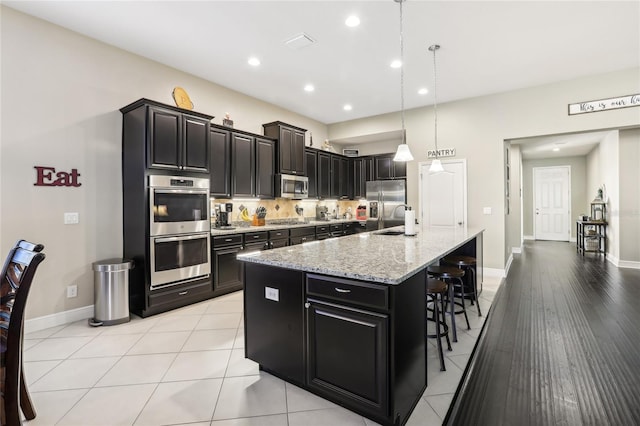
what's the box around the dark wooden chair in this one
[1,240,46,426]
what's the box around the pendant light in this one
[428,44,445,173]
[393,0,414,162]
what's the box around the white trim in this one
[505,254,514,276]
[25,305,94,334]
[607,254,620,267]
[524,235,535,240]
[484,267,506,278]
[618,260,640,269]
[512,246,522,254]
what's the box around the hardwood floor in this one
[446,240,640,425]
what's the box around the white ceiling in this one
[4,1,639,125]
[511,130,613,160]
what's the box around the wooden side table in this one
[576,220,607,256]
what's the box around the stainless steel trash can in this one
[89,258,134,327]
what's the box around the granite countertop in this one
[237,226,484,284]
[211,218,365,236]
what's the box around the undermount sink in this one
[374,229,406,236]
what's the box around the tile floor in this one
[22,277,500,426]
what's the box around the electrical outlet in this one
[67,285,78,298]
[64,212,79,224]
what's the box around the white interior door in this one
[533,166,571,241]
[419,159,467,228]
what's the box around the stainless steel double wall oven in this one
[148,175,211,290]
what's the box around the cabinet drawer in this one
[315,225,330,234]
[306,274,388,311]
[269,229,289,240]
[244,231,268,243]
[330,224,343,233]
[148,280,211,307]
[290,235,316,245]
[213,234,243,247]
[290,226,315,238]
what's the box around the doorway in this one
[533,166,571,241]
[419,159,467,227]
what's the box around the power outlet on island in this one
[67,284,78,298]
[265,286,279,302]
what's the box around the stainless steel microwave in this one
[276,174,308,199]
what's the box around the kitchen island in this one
[238,226,484,426]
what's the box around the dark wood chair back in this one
[1,240,45,426]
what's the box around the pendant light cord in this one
[399,0,406,144]
[431,44,439,156]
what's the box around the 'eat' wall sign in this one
[34,166,82,187]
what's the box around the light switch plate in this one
[64,212,79,224]
[265,286,279,302]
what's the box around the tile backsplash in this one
[211,198,364,224]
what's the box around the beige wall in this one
[328,70,640,270]
[619,128,640,263]
[0,7,329,320]
[600,131,620,261]
[521,156,588,239]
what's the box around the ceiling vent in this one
[284,33,316,50]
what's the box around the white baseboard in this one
[505,253,514,276]
[512,247,522,254]
[524,235,535,240]
[616,259,640,269]
[484,267,506,278]
[25,305,94,334]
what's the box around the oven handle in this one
[152,189,209,195]
[154,234,209,243]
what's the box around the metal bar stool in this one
[427,277,452,371]
[427,265,469,342]
[443,255,482,317]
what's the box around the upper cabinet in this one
[121,99,213,174]
[306,148,318,199]
[263,121,307,176]
[375,153,406,180]
[147,105,210,173]
[211,124,275,199]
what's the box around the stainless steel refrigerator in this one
[366,180,407,226]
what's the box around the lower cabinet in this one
[244,263,305,384]
[212,235,244,295]
[306,300,389,417]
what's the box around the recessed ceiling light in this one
[248,57,261,67]
[390,60,402,69]
[343,104,353,111]
[345,15,360,27]
[304,84,315,92]
[418,88,428,95]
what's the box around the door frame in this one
[532,165,571,241]
[418,159,468,227]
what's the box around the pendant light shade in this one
[429,158,444,173]
[393,0,413,163]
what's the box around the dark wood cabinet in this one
[305,149,318,199]
[363,156,375,182]
[317,152,331,199]
[263,121,307,175]
[231,133,255,197]
[330,155,349,199]
[255,137,276,199]
[210,127,232,197]
[245,263,305,384]
[212,235,244,295]
[375,153,406,180]
[147,105,210,172]
[352,158,364,199]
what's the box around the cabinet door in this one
[210,128,231,197]
[148,106,181,170]
[375,156,393,180]
[231,133,255,197]
[352,158,364,199]
[279,127,294,174]
[364,156,375,182]
[293,130,306,175]
[255,137,275,198]
[245,264,305,384]
[306,149,318,198]
[339,157,350,199]
[393,159,406,178]
[212,246,244,292]
[182,115,210,172]
[307,300,389,416]
[318,152,331,199]
[330,155,341,198]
